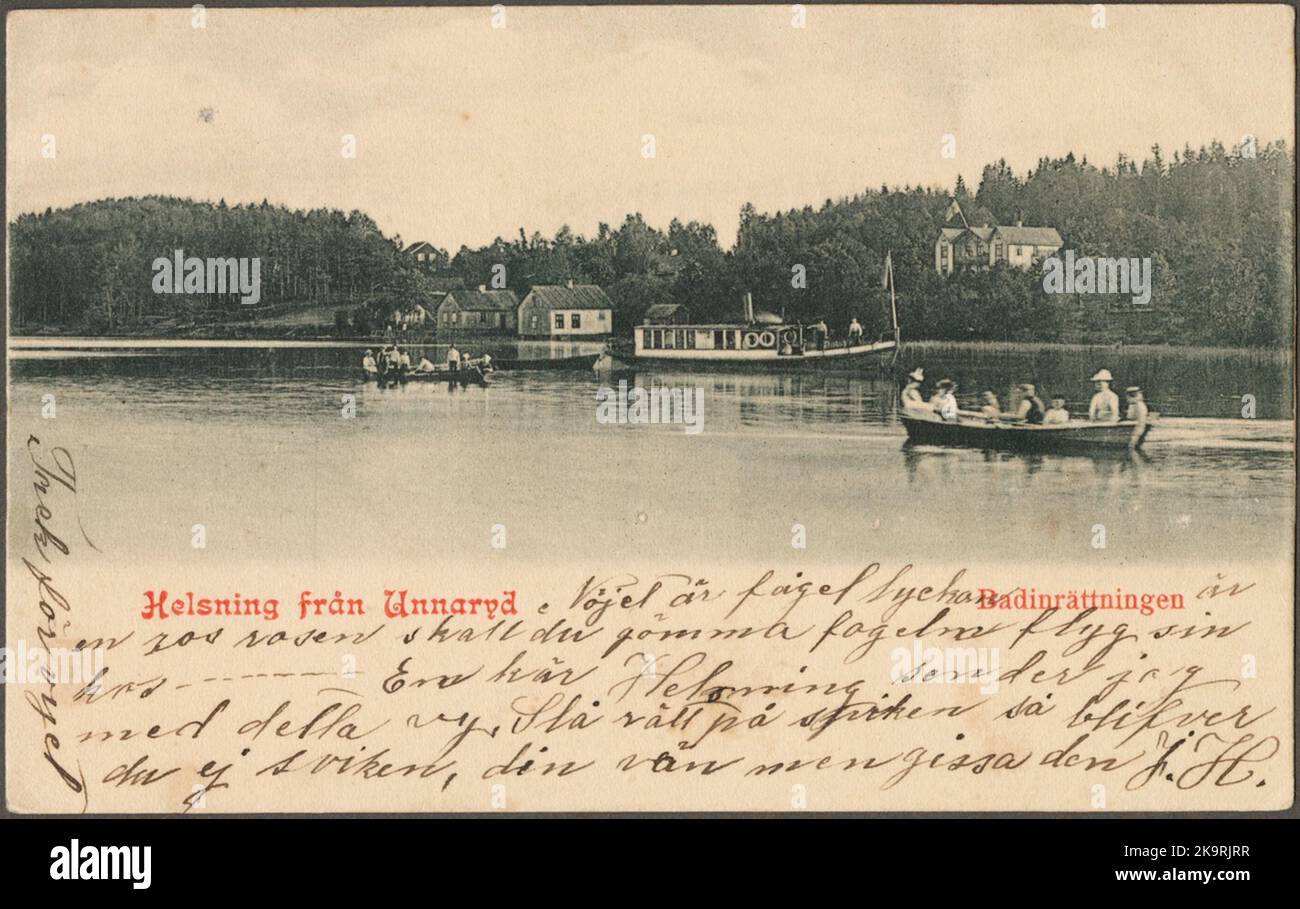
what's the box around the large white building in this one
[934,203,1062,275]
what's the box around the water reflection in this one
[7,345,1293,564]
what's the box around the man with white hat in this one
[1088,368,1120,423]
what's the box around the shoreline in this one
[7,335,1291,359]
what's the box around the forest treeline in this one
[9,138,1293,347]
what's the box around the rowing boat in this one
[901,414,1154,453]
[362,361,491,386]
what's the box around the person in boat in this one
[1125,386,1149,424]
[399,349,412,374]
[447,344,461,370]
[1044,395,1070,424]
[901,368,932,415]
[978,391,1001,419]
[362,349,378,376]
[847,318,864,345]
[416,353,436,373]
[931,379,959,422]
[1003,383,1046,424]
[1089,369,1121,422]
[481,353,493,371]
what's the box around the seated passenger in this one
[1004,383,1046,424]
[979,391,1000,419]
[931,379,959,422]
[901,368,932,415]
[1044,396,1070,424]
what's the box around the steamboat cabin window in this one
[571,313,581,330]
[554,313,564,330]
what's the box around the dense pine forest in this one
[9,139,1293,347]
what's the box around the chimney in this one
[1016,219,1023,228]
[478,284,486,292]
[566,278,574,289]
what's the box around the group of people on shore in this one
[901,367,1148,425]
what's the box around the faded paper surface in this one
[5,5,1296,813]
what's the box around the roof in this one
[644,303,686,318]
[994,225,1063,246]
[523,284,613,311]
[405,241,436,254]
[938,224,1062,246]
[939,226,995,242]
[399,293,447,313]
[442,289,519,312]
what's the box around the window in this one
[554,313,564,330]
[713,330,725,348]
[642,329,653,349]
[597,312,606,321]
[995,241,1004,260]
[664,329,676,349]
[571,313,581,330]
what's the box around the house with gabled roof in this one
[517,282,615,338]
[934,201,1062,275]
[435,286,519,332]
[404,241,440,267]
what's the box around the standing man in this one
[1125,386,1149,423]
[813,319,829,351]
[847,318,864,346]
[1089,369,1120,422]
[1125,386,1150,448]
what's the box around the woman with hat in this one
[901,368,931,415]
[931,379,959,422]
[1089,369,1120,422]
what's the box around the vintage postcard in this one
[5,4,1294,814]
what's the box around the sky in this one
[7,5,1295,250]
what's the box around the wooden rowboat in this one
[363,361,491,387]
[901,414,1154,453]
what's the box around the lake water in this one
[7,343,1293,566]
